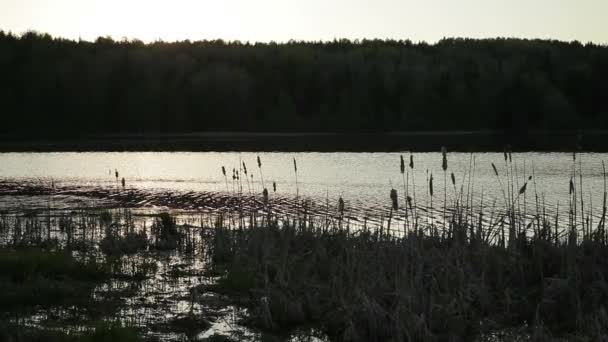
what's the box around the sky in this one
[1,0,607,43]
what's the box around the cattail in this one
[451,172,456,186]
[390,189,398,210]
[257,155,265,189]
[409,155,414,169]
[503,148,508,162]
[115,169,119,179]
[293,157,299,197]
[407,196,413,209]
[121,178,125,188]
[232,168,236,181]
[273,181,276,192]
[242,162,247,175]
[221,166,229,192]
[519,182,527,195]
[441,147,447,171]
[429,174,434,197]
[569,178,575,195]
[508,149,512,163]
[338,196,345,215]
[262,188,269,205]
[400,155,405,174]
[491,163,499,177]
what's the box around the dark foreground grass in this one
[0,322,143,342]
[0,244,162,341]
[0,247,109,311]
[209,222,608,341]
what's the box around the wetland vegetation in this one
[2,152,608,341]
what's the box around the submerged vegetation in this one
[1,151,608,341]
[0,31,607,137]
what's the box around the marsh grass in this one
[0,209,197,341]
[3,151,608,341]
[0,247,108,311]
[0,321,145,342]
[202,151,608,341]
[208,211,608,341]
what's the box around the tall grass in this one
[3,151,608,341]
[202,151,608,341]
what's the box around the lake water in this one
[0,152,606,223]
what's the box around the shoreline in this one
[0,130,603,152]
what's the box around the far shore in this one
[0,130,604,152]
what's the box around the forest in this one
[0,31,607,136]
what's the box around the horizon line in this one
[1,28,606,47]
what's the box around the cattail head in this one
[221,166,226,176]
[409,155,414,169]
[242,162,247,175]
[491,163,499,177]
[441,147,447,171]
[390,189,398,210]
[115,170,119,179]
[519,182,527,195]
[232,168,236,180]
[293,158,297,173]
[236,170,239,180]
[569,178,575,194]
[257,155,262,168]
[338,196,345,214]
[406,196,413,209]
[400,155,405,174]
[263,188,269,205]
[503,148,508,162]
[429,174,434,197]
[451,172,456,186]
[121,178,125,188]
[273,181,276,193]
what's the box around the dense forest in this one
[0,31,607,136]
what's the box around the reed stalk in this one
[442,147,448,229]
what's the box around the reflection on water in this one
[0,208,329,341]
[0,151,606,220]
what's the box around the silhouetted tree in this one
[0,32,606,137]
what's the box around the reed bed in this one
[208,206,608,341]
[203,151,608,341]
[1,151,608,341]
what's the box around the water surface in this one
[0,152,605,220]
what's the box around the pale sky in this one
[1,0,607,43]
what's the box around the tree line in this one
[0,31,606,136]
